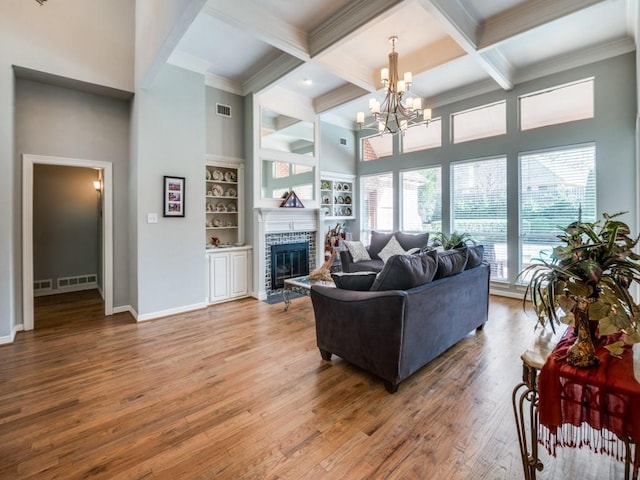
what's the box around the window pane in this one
[452,157,507,280]
[452,101,506,144]
[401,167,441,234]
[362,134,393,161]
[519,144,596,274]
[402,118,442,153]
[520,78,594,131]
[361,173,393,243]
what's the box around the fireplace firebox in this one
[270,242,310,290]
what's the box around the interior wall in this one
[14,78,131,309]
[206,86,245,159]
[33,165,100,293]
[134,63,206,318]
[319,121,357,176]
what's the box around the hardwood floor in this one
[0,290,628,479]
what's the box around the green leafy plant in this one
[432,231,476,250]
[519,212,640,356]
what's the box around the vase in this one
[566,296,599,368]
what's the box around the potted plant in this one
[520,212,640,367]
[432,231,475,250]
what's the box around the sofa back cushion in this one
[370,250,438,291]
[395,232,429,251]
[331,271,378,291]
[343,240,371,263]
[464,244,484,269]
[434,249,468,279]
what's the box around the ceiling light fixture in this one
[357,36,431,135]
[303,78,312,86]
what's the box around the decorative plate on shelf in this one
[213,218,222,227]
[212,170,223,181]
[343,183,351,191]
[206,169,212,180]
[322,206,331,216]
[226,187,237,197]
[226,203,237,212]
[224,171,237,182]
[336,183,343,191]
[338,196,345,204]
[212,185,224,197]
[321,180,330,190]
[322,195,330,204]
[345,196,351,204]
[216,203,226,212]
[345,207,352,216]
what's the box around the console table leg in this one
[513,365,544,479]
[282,288,291,311]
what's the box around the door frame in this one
[22,154,113,330]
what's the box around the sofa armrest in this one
[310,285,408,386]
[339,250,354,272]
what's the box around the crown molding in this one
[243,54,304,95]
[205,72,243,96]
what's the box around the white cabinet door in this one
[229,251,248,298]
[209,253,229,303]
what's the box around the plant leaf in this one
[604,341,625,358]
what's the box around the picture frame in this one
[163,175,185,217]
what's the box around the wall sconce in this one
[93,180,102,192]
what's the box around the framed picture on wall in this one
[163,175,185,217]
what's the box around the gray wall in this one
[133,64,206,317]
[319,121,357,176]
[356,53,637,292]
[14,78,131,308]
[206,86,245,159]
[33,165,100,290]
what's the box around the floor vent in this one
[216,103,232,118]
[57,274,98,290]
[34,279,53,292]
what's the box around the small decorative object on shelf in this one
[279,190,304,208]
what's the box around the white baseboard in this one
[136,302,207,322]
[113,305,138,320]
[0,324,24,345]
[490,287,525,300]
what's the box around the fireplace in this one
[270,242,309,290]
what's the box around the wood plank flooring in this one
[0,290,628,479]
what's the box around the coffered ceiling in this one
[168,0,638,128]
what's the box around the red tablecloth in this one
[538,329,640,463]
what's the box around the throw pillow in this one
[344,240,371,263]
[331,271,378,291]
[378,236,407,263]
[368,231,394,259]
[395,232,429,251]
[370,250,438,291]
[464,245,484,269]
[434,249,468,279]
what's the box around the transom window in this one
[451,101,506,144]
[361,134,393,161]
[401,118,442,153]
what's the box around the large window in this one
[519,78,594,131]
[452,101,506,144]
[519,144,596,273]
[401,118,442,153]
[401,166,441,234]
[362,134,393,161]
[361,173,393,243]
[452,157,508,280]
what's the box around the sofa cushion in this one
[434,249,468,279]
[370,250,438,291]
[378,236,408,263]
[368,231,394,259]
[395,232,429,251]
[345,259,384,273]
[464,245,484,270]
[331,271,378,291]
[344,240,371,263]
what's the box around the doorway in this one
[22,154,113,330]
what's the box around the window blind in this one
[361,173,394,243]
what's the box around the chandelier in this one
[35,0,47,4]
[356,36,431,135]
